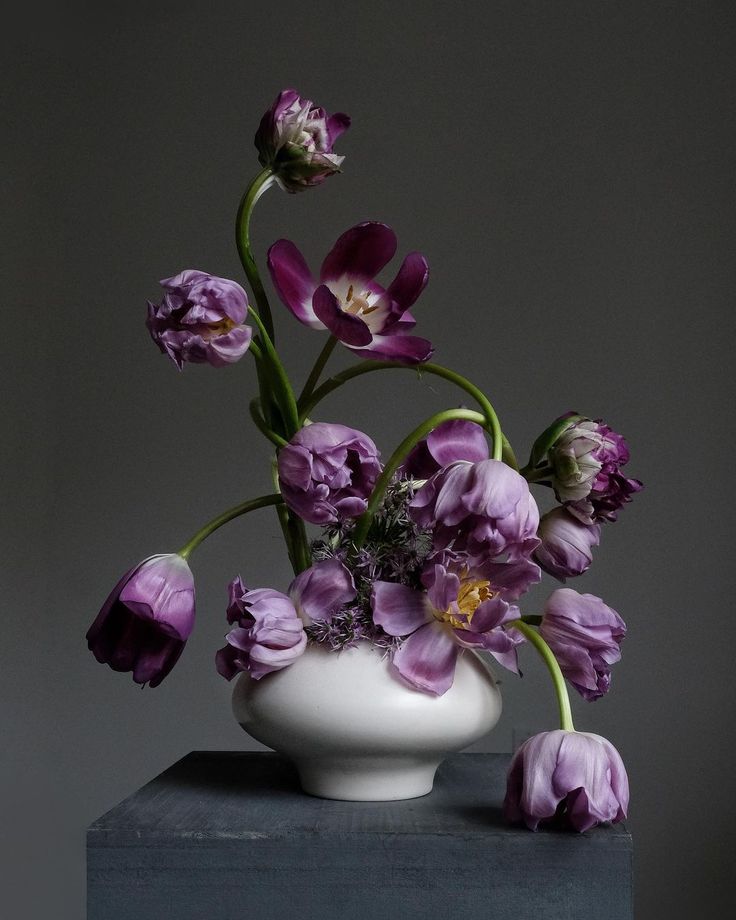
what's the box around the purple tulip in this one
[534,507,601,580]
[504,730,629,832]
[400,419,489,480]
[268,222,433,363]
[540,588,626,700]
[277,422,382,525]
[371,555,530,695]
[254,89,350,193]
[86,554,195,687]
[146,270,252,370]
[216,559,355,680]
[547,415,643,523]
[409,459,541,572]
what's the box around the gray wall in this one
[3,2,735,917]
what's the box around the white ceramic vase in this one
[232,641,502,801]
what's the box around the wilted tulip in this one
[86,554,195,687]
[255,89,350,193]
[504,729,629,831]
[146,270,252,369]
[540,588,626,700]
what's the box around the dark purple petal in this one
[349,331,433,364]
[392,621,459,695]
[371,581,431,636]
[382,251,430,315]
[312,284,373,346]
[320,222,397,283]
[267,240,320,327]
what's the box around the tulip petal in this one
[426,420,489,468]
[392,621,459,695]
[349,332,433,364]
[371,581,432,636]
[320,222,397,283]
[267,240,321,327]
[290,559,356,625]
[383,251,429,315]
[312,284,373,346]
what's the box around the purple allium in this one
[409,459,541,574]
[400,418,489,480]
[504,730,629,832]
[371,554,533,696]
[534,507,601,580]
[86,554,195,687]
[540,588,626,701]
[268,222,432,363]
[146,270,252,370]
[546,415,643,523]
[255,89,350,193]
[277,422,382,525]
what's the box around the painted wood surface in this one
[88,752,633,919]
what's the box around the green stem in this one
[299,335,338,405]
[299,360,513,466]
[177,493,284,559]
[248,308,300,436]
[271,459,298,574]
[510,620,575,732]
[236,167,276,342]
[351,408,487,549]
[249,398,288,448]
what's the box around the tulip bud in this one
[535,507,600,580]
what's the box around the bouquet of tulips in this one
[87,90,642,832]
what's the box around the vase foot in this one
[294,755,441,801]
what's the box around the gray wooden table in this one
[87,752,633,919]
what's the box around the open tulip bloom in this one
[87,88,643,832]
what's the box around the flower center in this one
[435,578,495,630]
[341,284,379,317]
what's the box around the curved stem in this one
[177,493,284,560]
[248,308,300,436]
[250,398,288,448]
[351,408,487,549]
[299,360,514,466]
[236,167,276,342]
[299,335,338,405]
[510,620,575,732]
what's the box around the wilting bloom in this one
[534,507,601,580]
[147,270,252,370]
[410,459,541,574]
[546,415,643,523]
[540,588,626,700]
[504,730,629,832]
[277,422,382,525]
[268,221,432,363]
[216,559,355,679]
[86,554,195,687]
[371,555,530,695]
[400,419,489,480]
[255,89,350,193]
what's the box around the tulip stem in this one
[298,360,515,467]
[299,335,338,404]
[351,408,488,550]
[236,167,276,342]
[250,398,289,448]
[248,308,300,436]
[178,493,284,560]
[510,620,575,732]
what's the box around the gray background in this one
[3,1,735,917]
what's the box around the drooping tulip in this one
[534,507,601,580]
[86,554,195,687]
[504,729,629,832]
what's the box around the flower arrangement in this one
[87,89,642,831]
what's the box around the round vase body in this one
[232,641,502,801]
